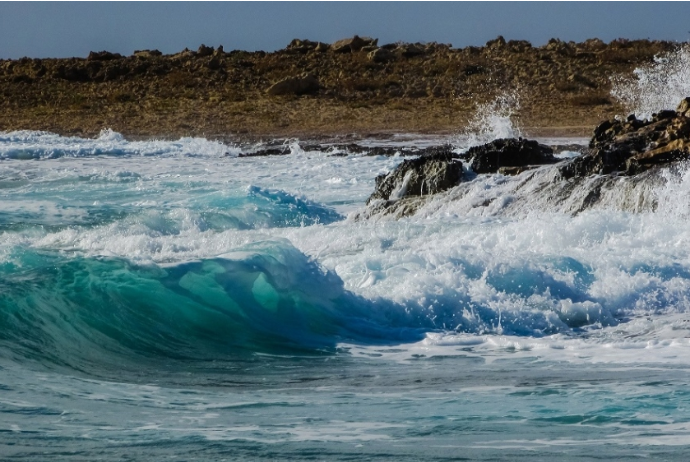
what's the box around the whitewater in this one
[3,50,690,461]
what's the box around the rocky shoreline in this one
[0,36,677,140]
[358,97,690,218]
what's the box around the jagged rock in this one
[561,101,690,178]
[213,45,225,57]
[197,44,214,57]
[367,149,463,204]
[266,73,320,96]
[331,35,378,53]
[87,51,122,61]
[467,138,556,174]
[133,49,162,58]
[486,36,507,49]
[368,48,395,63]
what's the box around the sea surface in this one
[3,51,690,461]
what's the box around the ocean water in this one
[3,53,690,461]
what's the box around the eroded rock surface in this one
[561,98,690,178]
[465,138,556,174]
[367,149,463,204]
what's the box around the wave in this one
[7,228,688,375]
[0,241,426,373]
[0,129,240,159]
[0,183,342,236]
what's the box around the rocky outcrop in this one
[359,148,463,218]
[367,149,463,203]
[196,44,214,57]
[560,98,690,178]
[266,73,320,96]
[466,138,556,174]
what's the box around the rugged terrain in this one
[0,36,678,140]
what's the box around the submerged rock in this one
[561,98,690,178]
[466,138,556,174]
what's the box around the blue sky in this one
[2,2,689,59]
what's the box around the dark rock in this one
[367,149,463,204]
[133,49,163,58]
[467,138,556,174]
[87,51,123,61]
[197,44,214,57]
[561,101,690,178]
[266,73,320,96]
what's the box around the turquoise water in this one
[2,131,690,460]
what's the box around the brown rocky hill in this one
[0,36,678,140]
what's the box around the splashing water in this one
[453,92,522,150]
[611,44,690,120]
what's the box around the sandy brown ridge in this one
[0,36,679,141]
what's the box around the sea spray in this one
[611,44,690,119]
[453,91,522,150]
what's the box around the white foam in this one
[0,129,240,159]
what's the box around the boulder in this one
[560,100,690,178]
[367,148,463,204]
[331,35,378,53]
[467,138,556,174]
[87,51,123,61]
[285,39,319,54]
[266,73,320,96]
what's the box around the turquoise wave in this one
[0,241,424,373]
